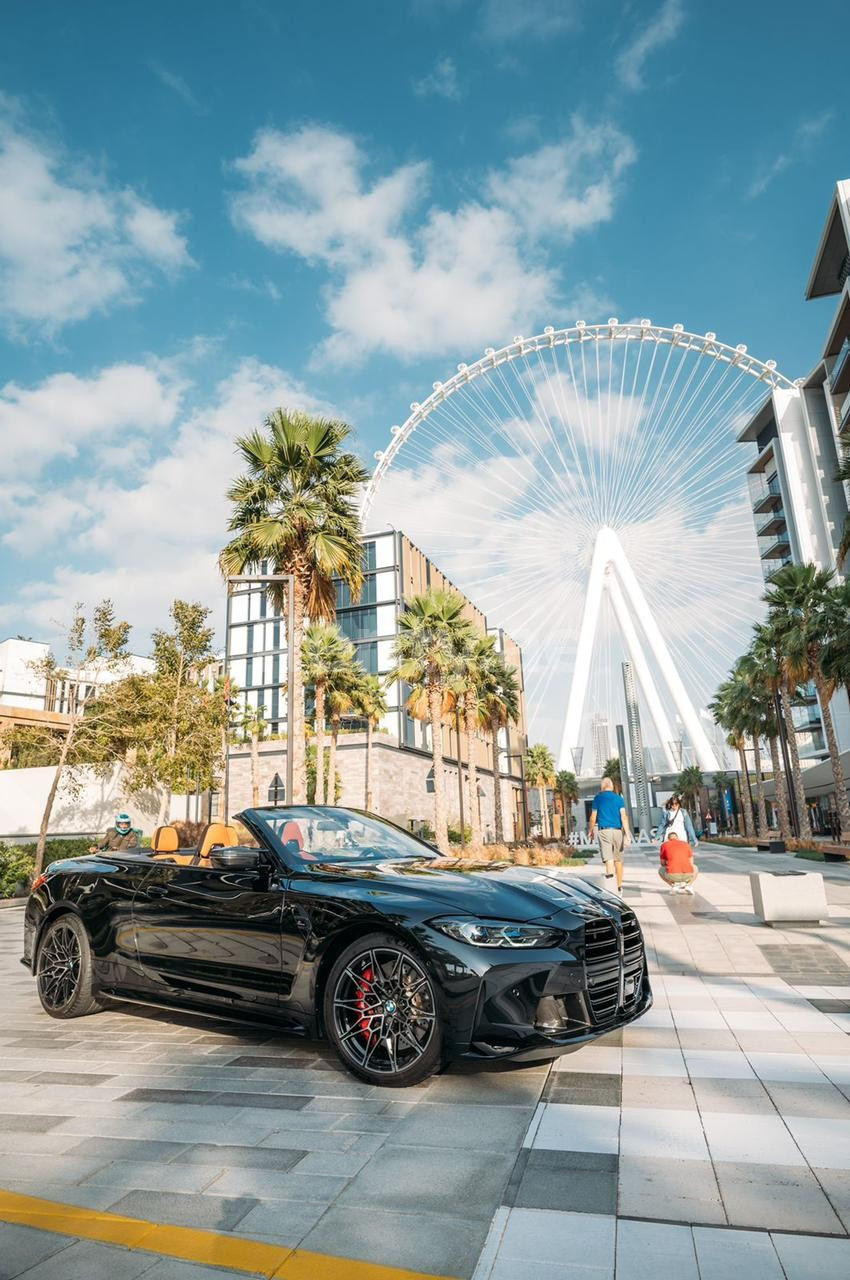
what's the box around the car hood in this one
[309,857,614,922]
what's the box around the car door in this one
[131,851,287,1010]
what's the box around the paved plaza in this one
[1,843,850,1280]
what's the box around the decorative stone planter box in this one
[750,870,829,926]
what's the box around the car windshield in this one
[249,807,442,865]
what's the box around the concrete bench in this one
[750,870,829,926]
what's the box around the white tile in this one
[771,1231,850,1280]
[553,1047,622,1075]
[615,1220,698,1280]
[774,1009,838,1033]
[684,1050,755,1079]
[722,1011,784,1032]
[531,1104,620,1155]
[619,1107,708,1161]
[745,1052,827,1084]
[826,1012,850,1032]
[693,1226,784,1280]
[700,1112,806,1166]
[636,1008,675,1029]
[824,986,850,999]
[791,985,831,998]
[622,1049,688,1078]
[498,1208,616,1269]
[811,1056,850,1085]
[489,1260,606,1280]
[671,1010,727,1030]
[783,1116,850,1170]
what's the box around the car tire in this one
[324,932,445,1087]
[36,914,103,1019]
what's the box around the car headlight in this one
[430,918,564,948]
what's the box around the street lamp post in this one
[224,574,295,822]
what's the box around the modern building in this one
[737,178,850,808]
[590,713,611,776]
[225,529,529,839]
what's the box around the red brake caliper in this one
[356,966,374,1042]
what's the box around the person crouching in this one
[659,829,697,895]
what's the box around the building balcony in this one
[758,531,791,560]
[750,472,783,514]
[755,508,787,538]
[830,337,850,396]
[839,389,850,436]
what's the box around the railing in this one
[830,337,850,394]
[755,508,786,538]
[749,471,782,512]
[840,389,850,435]
[758,531,791,560]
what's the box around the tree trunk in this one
[538,785,549,838]
[326,718,340,805]
[251,729,260,807]
[429,681,449,853]
[289,580,307,803]
[464,705,482,847]
[156,785,171,827]
[768,735,792,842]
[35,723,75,876]
[490,713,504,844]
[815,674,850,842]
[752,735,769,833]
[314,683,326,809]
[780,685,813,839]
[365,719,373,811]
[737,743,755,840]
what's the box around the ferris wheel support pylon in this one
[558,527,720,774]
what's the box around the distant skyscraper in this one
[591,713,611,776]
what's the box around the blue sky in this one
[1,0,847,663]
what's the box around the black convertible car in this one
[23,806,651,1086]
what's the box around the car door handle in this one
[146,885,169,898]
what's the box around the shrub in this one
[0,846,34,898]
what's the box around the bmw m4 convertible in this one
[23,806,651,1086]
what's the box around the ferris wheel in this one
[361,321,798,774]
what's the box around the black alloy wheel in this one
[36,914,102,1019]
[325,933,443,1086]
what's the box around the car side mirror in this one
[208,847,261,871]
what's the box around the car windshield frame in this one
[238,806,446,870]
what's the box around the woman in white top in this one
[659,796,697,847]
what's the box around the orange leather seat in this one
[150,825,196,866]
[281,819,315,860]
[196,822,240,864]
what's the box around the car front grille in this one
[584,909,645,1026]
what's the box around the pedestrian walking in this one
[587,776,632,894]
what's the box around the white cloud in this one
[615,0,684,92]
[413,56,462,101]
[148,61,206,114]
[230,118,634,363]
[747,111,834,200]
[0,103,193,334]
[479,0,581,42]
[0,357,334,646]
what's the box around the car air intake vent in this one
[584,918,620,1025]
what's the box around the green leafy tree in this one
[602,756,622,793]
[236,702,267,807]
[325,657,364,805]
[33,601,131,876]
[351,673,388,812]
[525,743,555,838]
[676,764,705,827]
[555,770,579,831]
[0,723,65,769]
[219,410,368,804]
[764,564,850,841]
[745,627,796,841]
[709,679,757,839]
[449,632,497,847]
[389,588,474,852]
[303,623,355,809]
[478,651,521,843]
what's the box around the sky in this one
[1,0,848,745]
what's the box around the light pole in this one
[224,574,295,822]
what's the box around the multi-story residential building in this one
[737,178,850,810]
[591,713,611,776]
[225,529,529,839]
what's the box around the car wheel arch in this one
[313,920,434,1035]
[34,903,83,967]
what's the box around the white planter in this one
[750,871,829,925]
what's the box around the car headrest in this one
[280,821,303,850]
[197,823,240,862]
[151,826,179,853]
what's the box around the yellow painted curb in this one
[0,1189,459,1280]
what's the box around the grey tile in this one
[233,1198,327,1245]
[0,1223,73,1279]
[764,1081,850,1118]
[691,1078,775,1114]
[0,1113,68,1132]
[118,1087,216,1104]
[81,1159,221,1192]
[68,1137,190,1163]
[692,1225,785,1280]
[338,1144,515,1219]
[214,1091,308,1110]
[618,1156,726,1225]
[424,1069,546,1106]
[511,1149,617,1215]
[302,1206,490,1280]
[30,1072,114,1086]
[387,1103,532,1152]
[293,1150,371,1177]
[714,1160,844,1233]
[620,1076,696,1111]
[227,1054,337,1070]
[545,1074,622,1108]
[171,1143,306,1170]
[7,1239,156,1280]
[813,1167,850,1233]
[207,1168,348,1201]
[615,1219,699,1280]
[258,1129,357,1152]
[106,1189,256,1230]
[771,1230,850,1280]
[142,1263,249,1280]
[497,1205,616,1269]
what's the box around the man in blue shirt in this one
[587,777,632,893]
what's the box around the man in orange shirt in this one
[659,830,697,895]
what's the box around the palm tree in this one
[450,633,497,847]
[725,659,770,835]
[709,680,756,840]
[351,673,388,812]
[389,588,473,852]
[478,651,521,843]
[745,626,796,842]
[324,654,364,804]
[237,702,266,807]
[555,769,579,834]
[676,764,704,828]
[525,743,555,838]
[302,624,354,810]
[603,756,622,793]
[219,410,368,803]
[765,564,850,842]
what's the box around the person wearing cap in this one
[89,814,139,853]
